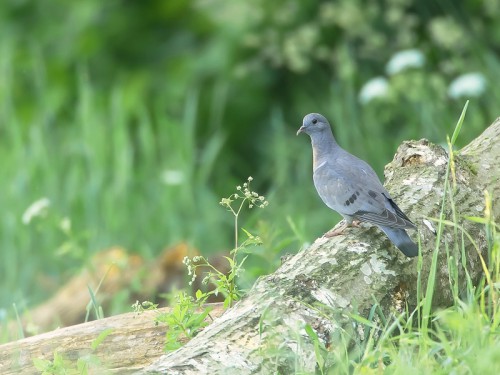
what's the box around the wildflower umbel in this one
[219,176,269,212]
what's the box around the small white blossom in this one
[359,77,389,104]
[448,72,486,99]
[160,169,184,185]
[189,272,197,285]
[386,49,425,75]
[60,217,71,233]
[22,198,50,224]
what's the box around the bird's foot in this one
[324,226,345,237]
[351,220,361,228]
[323,220,361,238]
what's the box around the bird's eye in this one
[312,119,318,124]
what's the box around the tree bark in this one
[1,119,499,374]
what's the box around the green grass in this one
[350,211,499,375]
[0,66,230,307]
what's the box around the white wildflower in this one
[358,77,389,104]
[448,72,486,99]
[386,49,425,75]
[22,198,50,224]
[160,169,184,185]
[60,217,71,233]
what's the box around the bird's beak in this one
[296,125,305,135]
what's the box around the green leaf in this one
[164,338,183,351]
[77,358,90,375]
[32,358,52,371]
[223,256,235,269]
[450,100,468,146]
[186,308,212,331]
[195,289,206,301]
[241,227,254,238]
[349,313,377,328]
[464,216,489,224]
[305,324,326,371]
[91,328,114,351]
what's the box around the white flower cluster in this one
[182,256,198,286]
[358,77,389,104]
[22,197,50,224]
[358,48,487,104]
[222,176,269,209]
[448,72,486,99]
[386,49,425,76]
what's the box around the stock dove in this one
[297,113,418,257]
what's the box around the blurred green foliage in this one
[0,0,499,316]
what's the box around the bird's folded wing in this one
[313,161,414,229]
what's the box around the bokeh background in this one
[1,0,499,322]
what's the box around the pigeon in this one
[297,113,418,257]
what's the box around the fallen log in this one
[0,303,225,374]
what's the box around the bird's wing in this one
[313,159,415,230]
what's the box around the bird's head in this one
[296,113,331,136]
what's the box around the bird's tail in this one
[379,226,419,257]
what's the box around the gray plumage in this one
[297,113,418,257]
